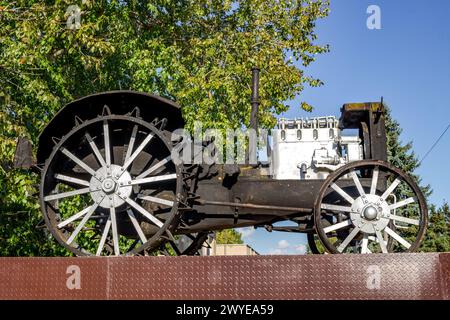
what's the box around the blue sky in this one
[237,0,450,254]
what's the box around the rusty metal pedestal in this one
[0,253,448,300]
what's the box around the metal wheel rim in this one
[314,160,428,254]
[40,114,183,256]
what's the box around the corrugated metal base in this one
[0,253,448,300]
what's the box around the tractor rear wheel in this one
[40,112,188,256]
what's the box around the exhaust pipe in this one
[250,67,260,131]
[245,67,260,165]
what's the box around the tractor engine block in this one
[272,116,363,179]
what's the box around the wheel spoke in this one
[110,205,120,256]
[96,217,112,256]
[323,219,353,233]
[337,226,360,252]
[123,197,164,228]
[124,125,138,163]
[127,209,147,244]
[128,173,177,186]
[370,166,379,195]
[55,174,90,187]
[384,226,411,249]
[136,155,172,179]
[350,169,365,197]
[122,133,154,171]
[321,203,352,213]
[86,133,107,168]
[375,229,388,253]
[44,187,91,201]
[57,205,92,228]
[103,120,111,167]
[389,214,420,226]
[61,148,97,176]
[67,201,100,244]
[330,183,355,204]
[389,197,416,210]
[381,177,401,200]
[139,195,174,207]
[361,234,369,254]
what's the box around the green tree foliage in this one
[0,0,329,256]
[215,229,243,244]
[420,203,450,252]
[385,107,431,198]
[1,0,330,132]
[384,106,449,252]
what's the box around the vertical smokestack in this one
[250,67,260,131]
[246,67,260,165]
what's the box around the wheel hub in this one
[102,178,116,194]
[350,194,390,234]
[363,205,378,221]
[89,164,133,209]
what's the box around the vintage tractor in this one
[26,70,427,256]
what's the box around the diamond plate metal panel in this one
[0,253,448,300]
[108,253,444,300]
[439,253,450,299]
[0,257,107,300]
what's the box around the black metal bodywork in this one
[32,89,390,238]
[180,102,389,235]
[340,102,388,161]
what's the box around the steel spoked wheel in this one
[314,160,428,254]
[40,114,184,256]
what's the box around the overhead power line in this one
[419,123,450,165]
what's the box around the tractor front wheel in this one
[314,160,428,254]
